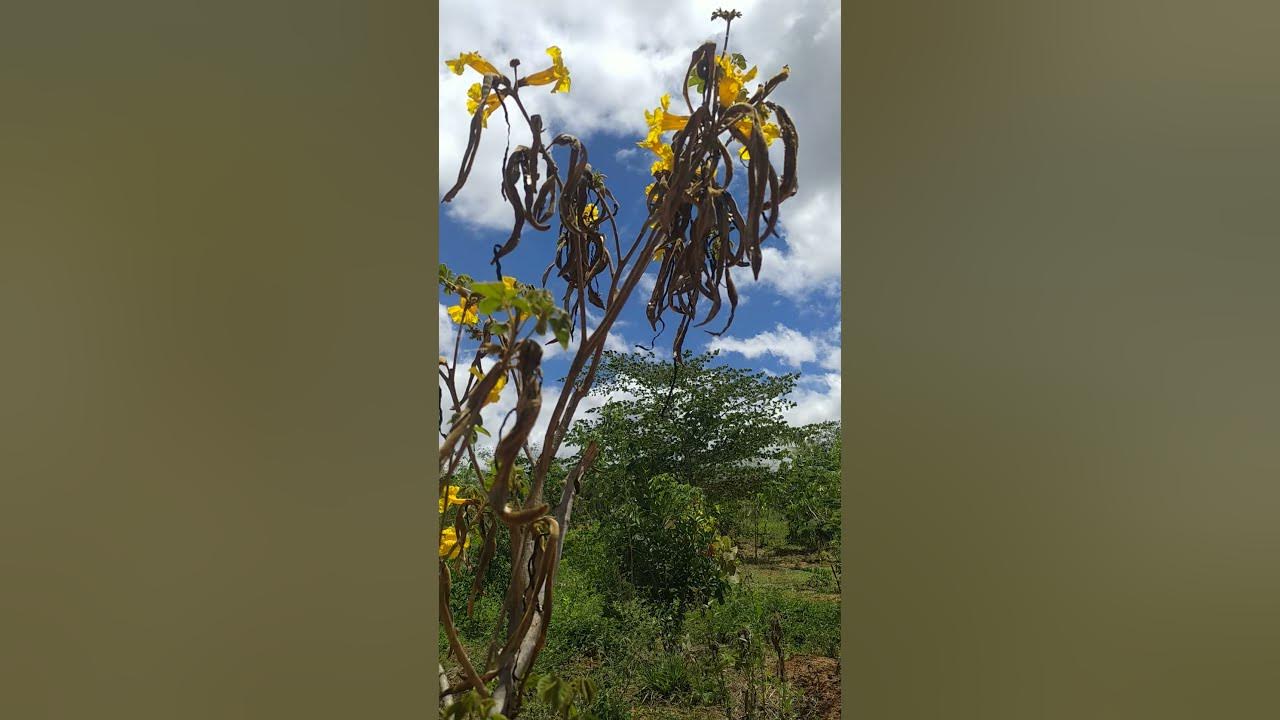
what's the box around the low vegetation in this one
[442,352,840,719]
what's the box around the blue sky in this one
[439,0,840,446]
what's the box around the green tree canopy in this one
[570,349,798,508]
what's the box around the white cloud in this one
[439,303,453,355]
[707,322,839,370]
[636,271,657,298]
[783,372,841,426]
[758,187,842,298]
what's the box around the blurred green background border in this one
[3,1,1280,717]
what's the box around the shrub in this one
[590,474,739,631]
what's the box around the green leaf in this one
[732,52,747,69]
[476,297,502,315]
[553,320,571,349]
[474,424,490,437]
[471,281,508,298]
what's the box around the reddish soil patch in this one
[786,654,840,719]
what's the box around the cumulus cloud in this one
[439,303,453,355]
[782,372,841,426]
[758,188,841,298]
[707,322,839,370]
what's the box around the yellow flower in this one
[736,121,782,161]
[637,129,675,175]
[581,203,601,226]
[469,366,506,405]
[466,83,502,127]
[438,485,467,513]
[634,94,688,178]
[650,146,674,175]
[439,526,471,558]
[715,55,758,107]
[445,51,502,77]
[502,276,519,292]
[447,295,478,325]
[644,93,689,135]
[522,46,571,93]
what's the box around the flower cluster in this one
[637,52,785,173]
[444,47,571,127]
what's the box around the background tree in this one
[561,350,796,627]
[571,349,797,514]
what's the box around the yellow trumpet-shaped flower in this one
[445,51,502,78]
[522,46,571,94]
[637,129,675,176]
[466,83,502,127]
[438,485,467,513]
[581,203,602,225]
[644,93,689,135]
[735,120,782,161]
[469,366,506,405]
[447,295,478,325]
[650,144,674,175]
[715,55,758,107]
[502,276,519,292]
[439,526,471,558]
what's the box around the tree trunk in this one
[490,442,598,717]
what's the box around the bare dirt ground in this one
[786,654,840,719]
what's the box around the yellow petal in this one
[445,51,501,77]
[447,300,477,326]
[439,527,459,557]
[444,485,465,504]
[522,68,556,86]
[469,366,505,405]
[465,83,502,128]
[487,374,506,405]
[662,113,689,132]
[439,526,471,558]
[648,143,674,175]
[526,46,570,93]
